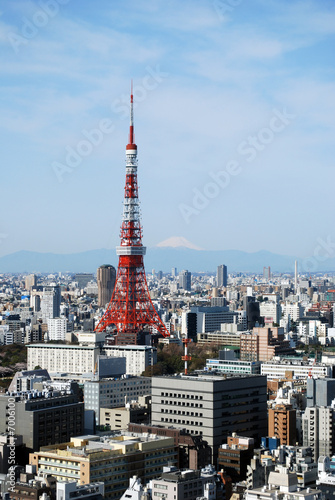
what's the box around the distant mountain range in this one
[0,247,332,274]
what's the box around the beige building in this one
[100,399,150,430]
[29,433,177,499]
[97,265,116,307]
[240,327,295,362]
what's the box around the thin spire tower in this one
[95,85,170,344]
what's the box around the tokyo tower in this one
[95,85,170,345]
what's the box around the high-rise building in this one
[104,345,156,376]
[27,343,100,375]
[151,373,267,463]
[263,266,271,280]
[179,270,191,291]
[47,317,68,341]
[217,264,227,288]
[41,285,61,322]
[84,376,151,424]
[259,300,281,324]
[171,267,177,277]
[97,265,116,307]
[302,406,335,461]
[25,274,37,291]
[268,404,296,446]
[306,378,335,407]
[218,435,255,482]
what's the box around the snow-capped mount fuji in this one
[156,236,203,250]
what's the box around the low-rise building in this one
[27,344,100,376]
[206,358,261,375]
[261,358,331,380]
[84,376,151,425]
[100,399,150,430]
[104,345,156,376]
[217,434,254,482]
[30,433,178,499]
[245,469,322,500]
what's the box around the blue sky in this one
[0,0,335,263]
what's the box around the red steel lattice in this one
[95,85,170,343]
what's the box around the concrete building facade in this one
[240,327,296,362]
[151,374,267,464]
[84,376,151,425]
[302,406,335,461]
[268,404,296,446]
[217,265,228,288]
[30,434,178,499]
[97,265,116,307]
[104,345,156,376]
[0,381,84,454]
[27,344,100,375]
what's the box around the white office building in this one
[259,301,281,324]
[47,317,68,341]
[303,407,335,461]
[261,358,331,380]
[41,285,61,322]
[104,345,156,376]
[27,344,100,375]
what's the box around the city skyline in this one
[1,1,334,264]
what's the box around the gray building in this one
[151,373,267,464]
[302,406,335,461]
[307,378,335,407]
[0,381,84,454]
[179,270,191,291]
[41,285,61,322]
[217,264,227,288]
[186,306,237,336]
[151,466,221,500]
[84,376,151,425]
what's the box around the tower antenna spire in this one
[128,79,135,147]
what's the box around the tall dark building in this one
[97,265,116,307]
[217,264,227,288]
[179,270,191,291]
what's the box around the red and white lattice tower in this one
[95,85,170,344]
